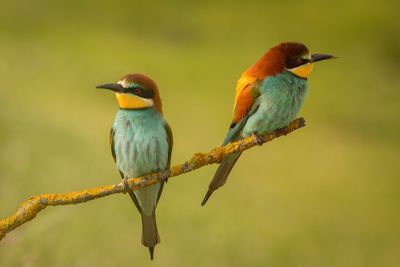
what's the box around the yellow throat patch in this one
[115,93,154,109]
[289,63,314,78]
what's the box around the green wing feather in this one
[201,82,260,206]
[156,121,173,203]
[165,122,173,169]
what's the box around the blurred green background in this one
[0,0,399,266]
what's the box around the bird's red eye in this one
[133,88,141,94]
[297,58,303,64]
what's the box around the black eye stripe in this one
[127,87,154,99]
[286,57,309,69]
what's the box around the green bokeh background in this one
[1,0,399,266]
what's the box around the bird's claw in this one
[122,177,131,191]
[279,126,289,136]
[252,133,263,146]
[160,170,170,183]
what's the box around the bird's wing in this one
[223,102,259,145]
[155,121,173,204]
[231,74,260,127]
[201,83,260,205]
[224,77,261,145]
[110,127,143,213]
[165,122,173,169]
[110,127,117,163]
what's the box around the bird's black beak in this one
[96,83,125,92]
[310,54,337,63]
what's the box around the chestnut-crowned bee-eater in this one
[97,73,173,259]
[201,42,335,205]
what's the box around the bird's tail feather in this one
[201,151,242,205]
[141,211,160,260]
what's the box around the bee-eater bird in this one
[201,42,335,205]
[97,73,173,259]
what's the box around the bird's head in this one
[247,42,336,79]
[97,73,163,113]
[280,42,335,79]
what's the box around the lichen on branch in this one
[0,117,305,241]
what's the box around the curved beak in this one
[96,83,125,92]
[310,54,337,63]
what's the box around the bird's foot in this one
[122,177,140,208]
[160,170,170,183]
[252,133,263,146]
[122,177,131,192]
[279,126,289,136]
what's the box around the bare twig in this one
[0,118,305,241]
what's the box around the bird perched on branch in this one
[201,42,335,205]
[97,73,173,259]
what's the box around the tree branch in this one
[0,118,305,241]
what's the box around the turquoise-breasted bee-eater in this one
[97,73,173,259]
[201,42,335,205]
